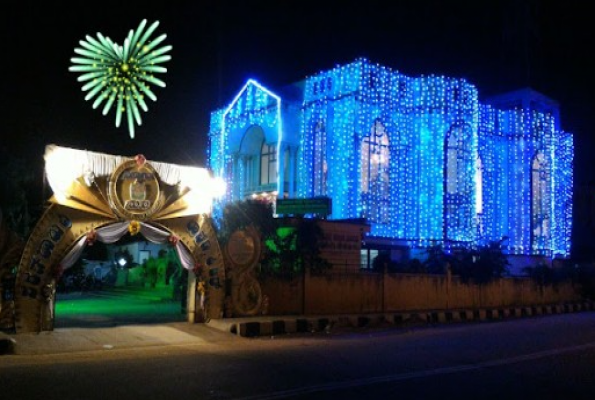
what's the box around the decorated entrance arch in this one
[13,145,226,333]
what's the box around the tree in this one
[424,244,454,274]
[415,238,510,284]
[0,146,42,239]
[217,200,277,245]
[290,218,331,274]
[217,200,330,277]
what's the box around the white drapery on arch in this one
[59,221,196,271]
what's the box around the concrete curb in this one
[0,332,17,355]
[226,301,595,338]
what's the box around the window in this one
[446,126,468,195]
[260,141,277,185]
[360,249,378,269]
[244,155,258,192]
[531,150,550,251]
[475,156,483,214]
[238,125,265,196]
[360,120,390,223]
[444,122,473,242]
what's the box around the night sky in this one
[3,1,594,186]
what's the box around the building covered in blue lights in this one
[207,58,573,268]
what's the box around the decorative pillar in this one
[238,155,247,200]
[232,154,239,201]
[187,270,197,323]
[277,143,286,198]
[288,145,297,198]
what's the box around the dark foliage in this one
[399,258,427,274]
[532,261,579,286]
[385,239,511,284]
[85,241,109,260]
[523,264,553,287]
[55,259,91,292]
[217,200,277,245]
[525,261,595,300]
[0,146,42,239]
[450,239,510,284]
[259,218,331,277]
[423,245,454,274]
[576,263,595,300]
[371,252,392,272]
[293,218,332,274]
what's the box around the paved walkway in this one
[1,323,213,356]
[1,290,593,356]
[0,288,219,356]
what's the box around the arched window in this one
[446,126,468,195]
[260,141,277,186]
[531,150,550,251]
[360,120,390,223]
[238,125,265,198]
[312,120,327,196]
[444,122,473,243]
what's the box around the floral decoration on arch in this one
[86,229,97,246]
[192,261,203,276]
[168,234,179,246]
[128,220,141,236]
[197,281,206,295]
[135,154,146,166]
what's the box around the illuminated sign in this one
[108,159,162,220]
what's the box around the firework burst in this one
[69,19,172,139]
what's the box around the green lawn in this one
[55,291,186,327]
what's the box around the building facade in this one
[207,58,573,266]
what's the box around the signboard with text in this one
[276,197,332,217]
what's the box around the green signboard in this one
[275,197,332,217]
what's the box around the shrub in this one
[576,263,595,300]
[448,239,510,284]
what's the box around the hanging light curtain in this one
[59,221,195,271]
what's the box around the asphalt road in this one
[2,312,594,400]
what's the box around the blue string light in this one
[208,58,573,258]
